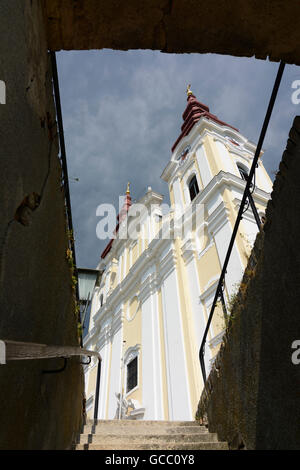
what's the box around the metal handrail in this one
[49,53,102,421]
[0,339,101,363]
[50,52,78,300]
[0,339,102,420]
[50,50,85,350]
[199,60,285,383]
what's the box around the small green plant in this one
[225,284,243,330]
[225,263,256,332]
[74,301,80,317]
[67,229,74,242]
[77,322,83,338]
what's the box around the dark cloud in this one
[56,50,300,268]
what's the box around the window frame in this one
[188,174,200,201]
[123,344,140,397]
[126,356,138,394]
[237,163,249,181]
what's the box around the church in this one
[83,86,273,421]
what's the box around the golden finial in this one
[126,182,131,194]
[186,84,193,96]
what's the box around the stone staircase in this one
[74,419,228,450]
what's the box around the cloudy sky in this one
[56,50,300,269]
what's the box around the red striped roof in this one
[172,94,238,153]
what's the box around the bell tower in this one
[162,86,273,295]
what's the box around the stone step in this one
[82,420,204,434]
[76,441,228,450]
[85,419,201,427]
[82,424,208,435]
[78,432,218,445]
[75,419,228,451]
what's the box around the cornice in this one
[159,246,178,282]
[93,235,173,326]
[187,170,270,211]
[162,116,259,183]
[123,344,141,365]
[200,278,219,302]
[211,133,256,160]
[181,237,196,264]
[96,322,113,350]
[139,272,159,303]
[94,307,124,350]
[206,200,230,235]
[232,192,269,225]
[111,308,124,335]
[198,237,214,260]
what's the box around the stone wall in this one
[0,0,84,449]
[197,117,300,450]
[45,0,300,65]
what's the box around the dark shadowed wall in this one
[0,0,84,449]
[44,0,300,65]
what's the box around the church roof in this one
[171,91,239,153]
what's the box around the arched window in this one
[237,163,249,181]
[100,294,103,307]
[188,175,199,201]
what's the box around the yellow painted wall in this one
[196,244,220,291]
[203,135,222,177]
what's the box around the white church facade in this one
[83,88,273,421]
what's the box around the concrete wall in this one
[197,117,300,450]
[45,0,300,65]
[0,0,84,449]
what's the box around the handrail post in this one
[93,358,101,421]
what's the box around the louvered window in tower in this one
[189,175,200,201]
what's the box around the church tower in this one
[162,84,272,297]
[83,87,272,422]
